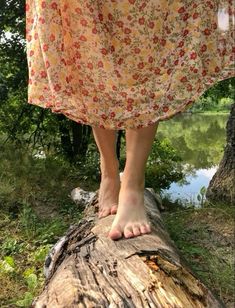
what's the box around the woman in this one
[26,1,235,240]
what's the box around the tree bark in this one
[33,186,224,308]
[206,103,235,205]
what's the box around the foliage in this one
[118,133,185,192]
[0,127,233,306]
[0,136,190,306]
[0,0,30,143]
[0,139,91,307]
[0,2,234,306]
[0,145,56,209]
[189,78,234,112]
[162,202,235,305]
[197,186,207,207]
[0,0,234,160]
[1,238,25,256]
[146,138,185,191]
[0,210,59,307]
[0,136,185,211]
[0,200,83,307]
[0,1,92,160]
[157,113,227,169]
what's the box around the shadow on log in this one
[33,186,224,307]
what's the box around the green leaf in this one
[4,255,15,267]
[26,273,38,291]
[200,186,207,195]
[15,292,34,307]
[23,267,35,278]
[0,256,16,273]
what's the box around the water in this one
[156,113,228,205]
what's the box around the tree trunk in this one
[116,130,124,160]
[57,114,74,159]
[33,186,224,308]
[57,114,92,161]
[72,122,91,158]
[206,103,235,205]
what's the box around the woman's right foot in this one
[98,175,120,218]
[98,159,120,218]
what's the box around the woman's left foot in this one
[108,183,151,240]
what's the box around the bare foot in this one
[98,175,120,218]
[108,184,151,240]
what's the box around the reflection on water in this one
[157,113,228,204]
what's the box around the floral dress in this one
[26,0,235,130]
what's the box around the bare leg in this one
[108,122,159,240]
[92,126,120,218]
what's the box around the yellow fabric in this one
[26,0,235,129]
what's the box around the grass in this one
[193,111,229,115]
[0,203,84,307]
[0,142,234,307]
[161,198,235,307]
[0,142,99,307]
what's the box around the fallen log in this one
[33,185,224,308]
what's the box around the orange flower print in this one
[26,0,235,130]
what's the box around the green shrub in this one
[146,138,184,191]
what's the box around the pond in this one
[156,113,229,205]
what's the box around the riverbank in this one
[0,142,234,307]
[0,189,234,307]
[191,111,230,115]
[162,198,234,308]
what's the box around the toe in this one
[132,225,141,237]
[140,223,151,234]
[108,226,122,240]
[98,210,103,218]
[140,225,147,234]
[124,226,134,238]
[99,208,110,218]
[145,223,151,233]
[110,205,118,215]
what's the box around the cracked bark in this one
[33,187,224,308]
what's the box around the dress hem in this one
[27,72,234,130]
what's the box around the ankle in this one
[101,174,120,182]
[100,158,120,178]
[120,177,145,191]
